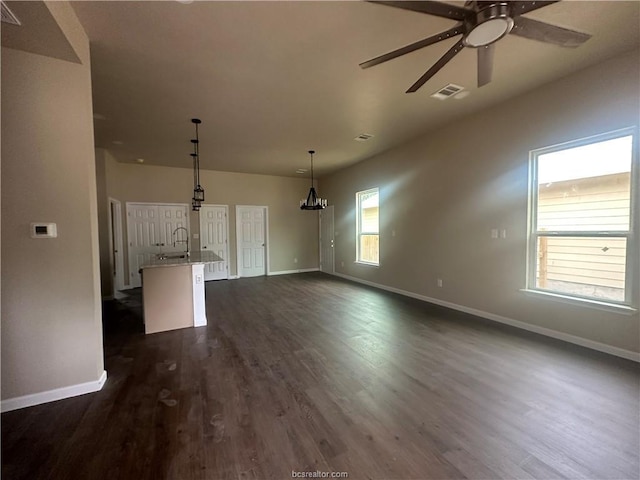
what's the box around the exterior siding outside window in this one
[356,188,379,265]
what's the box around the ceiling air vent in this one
[354,133,374,142]
[431,83,464,100]
[1,1,21,26]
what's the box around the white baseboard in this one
[1,370,108,413]
[230,269,319,279]
[333,272,640,363]
[268,268,320,276]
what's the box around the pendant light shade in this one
[190,118,204,211]
[300,150,327,210]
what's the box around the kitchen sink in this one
[157,253,188,260]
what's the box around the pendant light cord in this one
[195,121,200,187]
[309,150,315,188]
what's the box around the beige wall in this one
[1,3,104,401]
[320,49,640,354]
[100,151,319,294]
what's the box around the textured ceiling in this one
[68,1,639,177]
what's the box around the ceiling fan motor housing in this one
[463,2,514,48]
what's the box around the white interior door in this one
[158,204,189,254]
[127,204,159,288]
[200,205,229,281]
[126,203,189,288]
[236,206,267,278]
[320,205,335,274]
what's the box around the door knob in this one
[203,246,207,249]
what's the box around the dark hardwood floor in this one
[2,272,639,479]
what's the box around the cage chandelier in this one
[190,118,204,211]
[300,150,327,210]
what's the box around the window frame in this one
[526,126,639,309]
[356,187,380,266]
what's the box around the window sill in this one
[520,289,637,315]
[355,261,379,267]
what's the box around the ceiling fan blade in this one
[360,25,464,69]
[509,1,559,16]
[368,1,470,21]
[407,39,465,93]
[477,44,495,87]
[511,16,591,48]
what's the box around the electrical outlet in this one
[294,258,298,263]
[437,278,443,288]
[341,261,345,267]
[491,228,499,239]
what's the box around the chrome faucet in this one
[172,227,190,256]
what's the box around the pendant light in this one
[300,150,327,210]
[190,150,201,211]
[190,118,204,211]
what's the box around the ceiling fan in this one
[360,1,592,93]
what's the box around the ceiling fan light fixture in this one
[464,3,514,47]
[465,17,513,47]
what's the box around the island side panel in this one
[142,265,194,334]
[192,264,207,327]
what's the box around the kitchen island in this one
[140,251,223,334]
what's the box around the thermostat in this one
[31,223,57,238]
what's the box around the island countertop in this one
[140,251,223,269]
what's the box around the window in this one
[527,128,638,307]
[356,188,379,265]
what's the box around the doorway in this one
[200,204,230,281]
[236,205,268,277]
[320,205,335,274]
